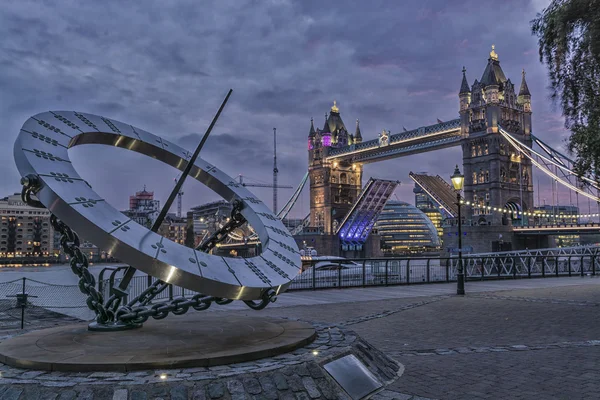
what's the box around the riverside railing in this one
[1,253,599,330]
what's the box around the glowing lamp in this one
[450,165,464,191]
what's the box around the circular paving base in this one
[0,315,316,372]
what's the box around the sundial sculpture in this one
[14,90,301,330]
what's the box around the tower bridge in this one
[286,45,600,257]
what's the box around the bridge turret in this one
[355,119,362,144]
[459,67,472,138]
[459,45,535,229]
[518,69,532,136]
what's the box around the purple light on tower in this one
[308,139,313,150]
[322,134,332,147]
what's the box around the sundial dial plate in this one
[14,111,301,301]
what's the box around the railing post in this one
[528,257,531,279]
[497,257,501,278]
[481,257,485,281]
[555,256,559,277]
[445,258,450,283]
[385,260,389,286]
[542,256,546,277]
[147,274,152,289]
[312,260,316,290]
[568,256,572,277]
[169,284,174,301]
[406,259,410,284]
[21,277,26,330]
[513,256,517,279]
[337,260,342,289]
[426,258,431,283]
[581,255,585,276]
[593,254,597,276]
[362,260,366,287]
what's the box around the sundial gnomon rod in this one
[116,89,234,294]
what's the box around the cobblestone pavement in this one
[221,279,600,399]
[2,277,600,399]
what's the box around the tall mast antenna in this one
[273,127,278,214]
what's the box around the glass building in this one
[413,183,444,240]
[376,201,441,255]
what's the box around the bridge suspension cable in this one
[498,126,600,203]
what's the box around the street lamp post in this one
[451,165,465,296]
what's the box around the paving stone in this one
[226,379,246,400]
[20,370,46,379]
[113,388,128,400]
[171,385,187,400]
[208,382,225,399]
[314,378,336,400]
[294,392,310,400]
[258,376,277,400]
[278,392,296,400]
[131,391,148,400]
[243,378,262,395]
[57,390,77,400]
[272,372,289,391]
[0,387,23,400]
[302,377,321,399]
[192,387,206,400]
[306,363,325,379]
[40,382,77,388]
[286,375,304,392]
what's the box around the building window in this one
[477,145,482,156]
[484,143,489,155]
[471,145,476,157]
[485,170,489,183]
[340,173,347,184]
[500,143,506,155]
[472,172,477,185]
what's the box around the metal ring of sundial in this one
[13,111,301,301]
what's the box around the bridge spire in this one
[355,118,362,142]
[331,100,339,113]
[459,66,471,94]
[490,44,498,61]
[519,69,531,97]
[309,117,316,137]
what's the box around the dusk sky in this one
[2,0,588,218]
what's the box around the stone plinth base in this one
[0,316,315,372]
[0,320,402,399]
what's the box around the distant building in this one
[0,193,54,258]
[122,187,160,228]
[158,214,187,245]
[413,181,444,240]
[376,201,441,255]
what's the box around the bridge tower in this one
[460,45,534,230]
[307,102,363,235]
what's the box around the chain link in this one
[50,215,114,324]
[197,199,247,253]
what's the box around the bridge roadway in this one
[513,223,600,235]
[326,118,461,163]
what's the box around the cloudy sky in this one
[2,0,583,218]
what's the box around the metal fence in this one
[1,253,599,330]
[0,277,91,330]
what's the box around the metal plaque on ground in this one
[323,354,382,399]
